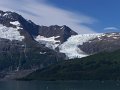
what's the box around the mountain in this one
[0,10,79,79]
[0,10,120,80]
[0,11,119,61]
[21,49,120,81]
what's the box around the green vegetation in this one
[22,50,120,80]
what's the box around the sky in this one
[0,0,119,34]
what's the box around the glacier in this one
[59,34,103,59]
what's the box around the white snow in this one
[113,37,118,39]
[35,35,60,49]
[107,33,120,37]
[0,24,24,41]
[60,26,64,29]
[59,33,103,59]
[10,21,23,29]
[40,52,46,54]
[3,13,9,17]
[10,21,20,26]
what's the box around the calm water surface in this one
[0,80,120,90]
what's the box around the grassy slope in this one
[22,50,120,80]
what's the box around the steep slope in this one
[0,10,77,50]
[0,10,39,41]
[22,49,120,80]
[0,10,67,76]
[38,25,77,43]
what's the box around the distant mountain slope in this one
[22,49,120,80]
[1,10,120,60]
[1,10,119,60]
[80,32,120,54]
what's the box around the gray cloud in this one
[0,0,97,34]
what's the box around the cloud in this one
[104,27,119,31]
[0,0,97,34]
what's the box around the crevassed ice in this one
[59,33,103,59]
[0,24,24,41]
[35,35,60,49]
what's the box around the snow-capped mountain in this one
[0,10,70,74]
[0,10,120,76]
[0,10,77,50]
[0,10,120,79]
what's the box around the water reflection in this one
[0,80,120,90]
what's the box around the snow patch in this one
[35,35,60,49]
[59,33,103,59]
[113,37,118,39]
[3,13,9,17]
[10,21,23,29]
[60,26,64,29]
[0,24,24,41]
[10,21,20,26]
[40,52,46,54]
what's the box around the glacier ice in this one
[59,34,103,59]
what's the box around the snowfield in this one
[0,24,24,41]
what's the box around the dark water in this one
[0,81,120,90]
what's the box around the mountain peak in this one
[0,10,78,51]
[0,10,21,21]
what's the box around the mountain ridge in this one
[0,10,120,80]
